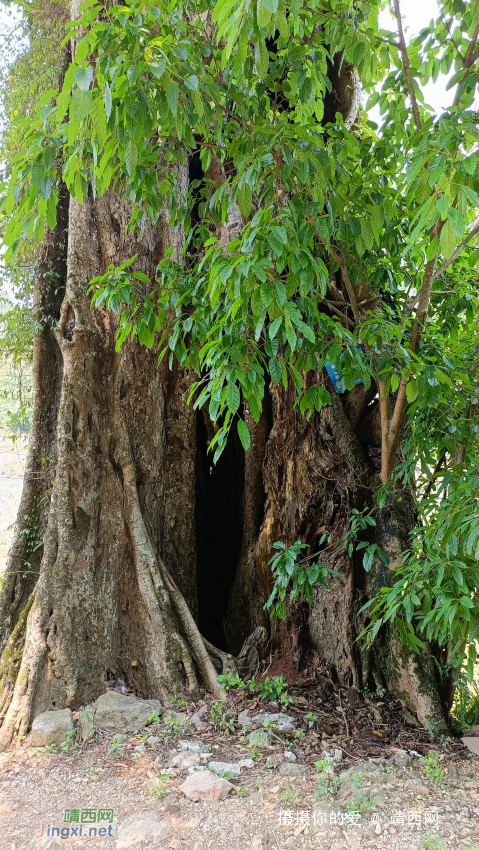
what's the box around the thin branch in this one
[452,24,479,106]
[306,212,359,322]
[433,218,479,279]
[393,0,422,131]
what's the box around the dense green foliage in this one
[1,0,479,674]
[0,0,67,434]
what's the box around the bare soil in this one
[0,689,478,850]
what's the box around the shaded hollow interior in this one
[195,411,245,650]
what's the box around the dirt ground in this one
[0,694,478,850]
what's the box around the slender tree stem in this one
[393,0,422,131]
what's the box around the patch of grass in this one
[423,751,445,786]
[236,785,247,798]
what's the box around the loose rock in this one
[116,811,170,848]
[179,770,233,802]
[208,761,241,778]
[278,762,310,780]
[169,752,201,770]
[239,712,295,732]
[177,739,211,754]
[93,691,162,732]
[31,709,74,747]
[245,729,271,747]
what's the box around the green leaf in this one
[440,220,456,260]
[166,82,179,113]
[257,0,272,28]
[149,57,166,78]
[125,139,138,176]
[185,74,199,91]
[104,81,112,119]
[406,380,418,402]
[73,88,92,120]
[226,382,240,413]
[73,66,93,91]
[237,419,251,451]
[237,183,252,218]
[269,358,282,382]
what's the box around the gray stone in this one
[179,770,233,802]
[93,691,162,732]
[390,750,413,769]
[278,762,310,780]
[162,709,190,729]
[134,744,146,752]
[177,738,211,754]
[31,709,74,747]
[368,787,386,806]
[191,705,208,730]
[169,751,201,770]
[208,761,241,779]
[116,811,170,848]
[284,750,296,762]
[238,710,253,728]
[147,735,160,745]
[245,728,272,747]
[250,712,295,732]
[238,758,254,768]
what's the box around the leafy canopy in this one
[1,0,479,665]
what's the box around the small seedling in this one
[147,710,160,724]
[305,712,318,730]
[236,786,247,798]
[45,743,57,753]
[161,715,180,745]
[421,835,448,850]
[149,774,170,799]
[107,734,125,756]
[59,730,77,753]
[282,785,297,804]
[258,675,289,702]
[250,744,263,762]
[423,751,445,786]
[210,701,235,734]
[346,792,373,814]
[170,694,186,708]
[315,758,341,798]
[349,770,364,789]
[131,751,142,760]
[218,672,245,691]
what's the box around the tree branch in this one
[433,218,479,280]
[305,213,360,322]
[393,0,422,131]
